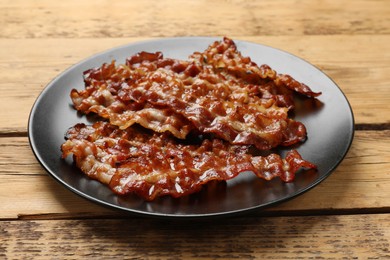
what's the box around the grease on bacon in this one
[61,122,316,201]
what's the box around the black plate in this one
[28,37,354,218]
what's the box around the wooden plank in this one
[0,0,389,38]
[0,130,389,219]
[1,214,389,259]
[0,35,389,133]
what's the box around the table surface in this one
[1,0,389,258]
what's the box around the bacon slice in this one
[190,37,321,100]
[71,61,194,139]
[71,38,320,150]
[61,122,316,201]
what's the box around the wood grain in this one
[1,130,389,219]
[1,214,389,259]
[1,0,389,258]
[0,35,389,133]
[1,0,389,38]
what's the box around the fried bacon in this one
[61,122,316,201]
[189,37,321,100]
[71,61,195,139]
[71,37,320,150]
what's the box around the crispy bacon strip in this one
[71,38,319,150]
[71,61,194,139]
[61,122,316,201]
[190,37,321,99]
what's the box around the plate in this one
[28,37,354,218]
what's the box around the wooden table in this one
[1,0,389,258]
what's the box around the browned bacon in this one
[61,122,316,201]
[70,38,320,150]
[190,37,321,100]
[71,61,194,139]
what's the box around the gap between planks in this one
[9,206,390,221]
